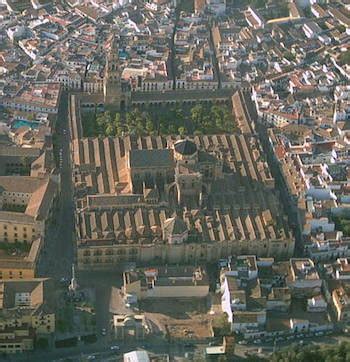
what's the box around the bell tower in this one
[104,36,128,111]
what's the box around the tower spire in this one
[103,34,130,111]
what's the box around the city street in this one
[37,91,74,281]
[5,327,202,362]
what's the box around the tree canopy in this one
[82,104,237,138]
[339,50,350,67]
[333,216,350,236]
[266,342,350,362]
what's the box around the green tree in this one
[114,113,124,136]
[337,24,346,33]
[96,111,112,134]
[339,50,350,66]
[270,342,350,362]
[159,117,168,135]
[284,52,296,62]
[125,111,137,134]
[211,105,224,131]
[223,107,235,132]
[191,104,205,129]
[212,313,231,337]
[178,126,186,136]
[146,119,154,134]
[105,123,115,136]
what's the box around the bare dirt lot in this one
[139,297,213,340]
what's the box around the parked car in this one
[110,345,119,350]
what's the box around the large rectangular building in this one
[1,83,61,115]
[72,133,294,269]
[71,92,294,270]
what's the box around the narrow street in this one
[37,91,75,280]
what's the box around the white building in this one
[307,295,328,312]
[124,350,150,362]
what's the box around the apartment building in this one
[0,175,59,243]
[332,285,350,322]
[287,259,322,297]
[0,278,55,354]
[0,238,42,280]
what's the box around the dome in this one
[174,139,197,156]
